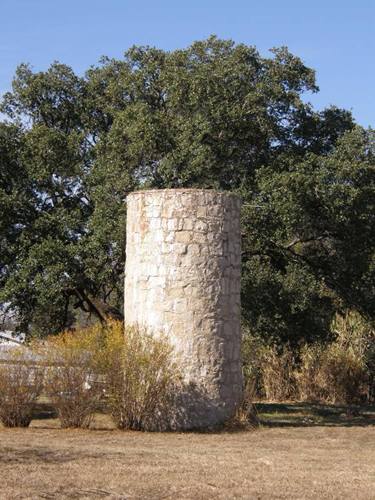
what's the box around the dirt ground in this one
[0,404,374,499]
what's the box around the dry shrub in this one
[0,349,43,427]
[242,332,295,401]
[332,312,375,401]
[259,345,295,401]
[99,321,180,431]
[318,344,369,404]
[297,311,373,405]
[242,333,264,398]
[243,312,374,405]
[41,327,103,428]
[225,381,260,430]
[297,344,369,405]
[295,344,326,402]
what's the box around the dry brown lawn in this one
[0,405,374,499]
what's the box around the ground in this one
[0,403,374,499]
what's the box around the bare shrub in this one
[36,320,180,430]
[41,328,103,428]
[100,321,181,431]
[0,349,43,427]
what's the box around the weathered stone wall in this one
[124,189,242,429]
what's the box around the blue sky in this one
[1,0,374,127]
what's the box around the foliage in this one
[0,37,373,345]
[0,349,43,427]
[241,127,375,344]
[0,63,114,335]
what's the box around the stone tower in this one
[124,189,242,429]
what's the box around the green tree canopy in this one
[1,37,373,342]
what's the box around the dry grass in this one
[0,404,374,499]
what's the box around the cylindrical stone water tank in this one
[124,189,242,429]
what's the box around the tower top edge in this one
[126,188,241,198]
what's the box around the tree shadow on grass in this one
[0,446,80,464]
[32,402,58,420]
[31,398,375,431]
[256,401,375,428]
[0,444,140,465]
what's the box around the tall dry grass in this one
[296,312,373,404]
[242,334,295,401]
[243,311,374,405]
